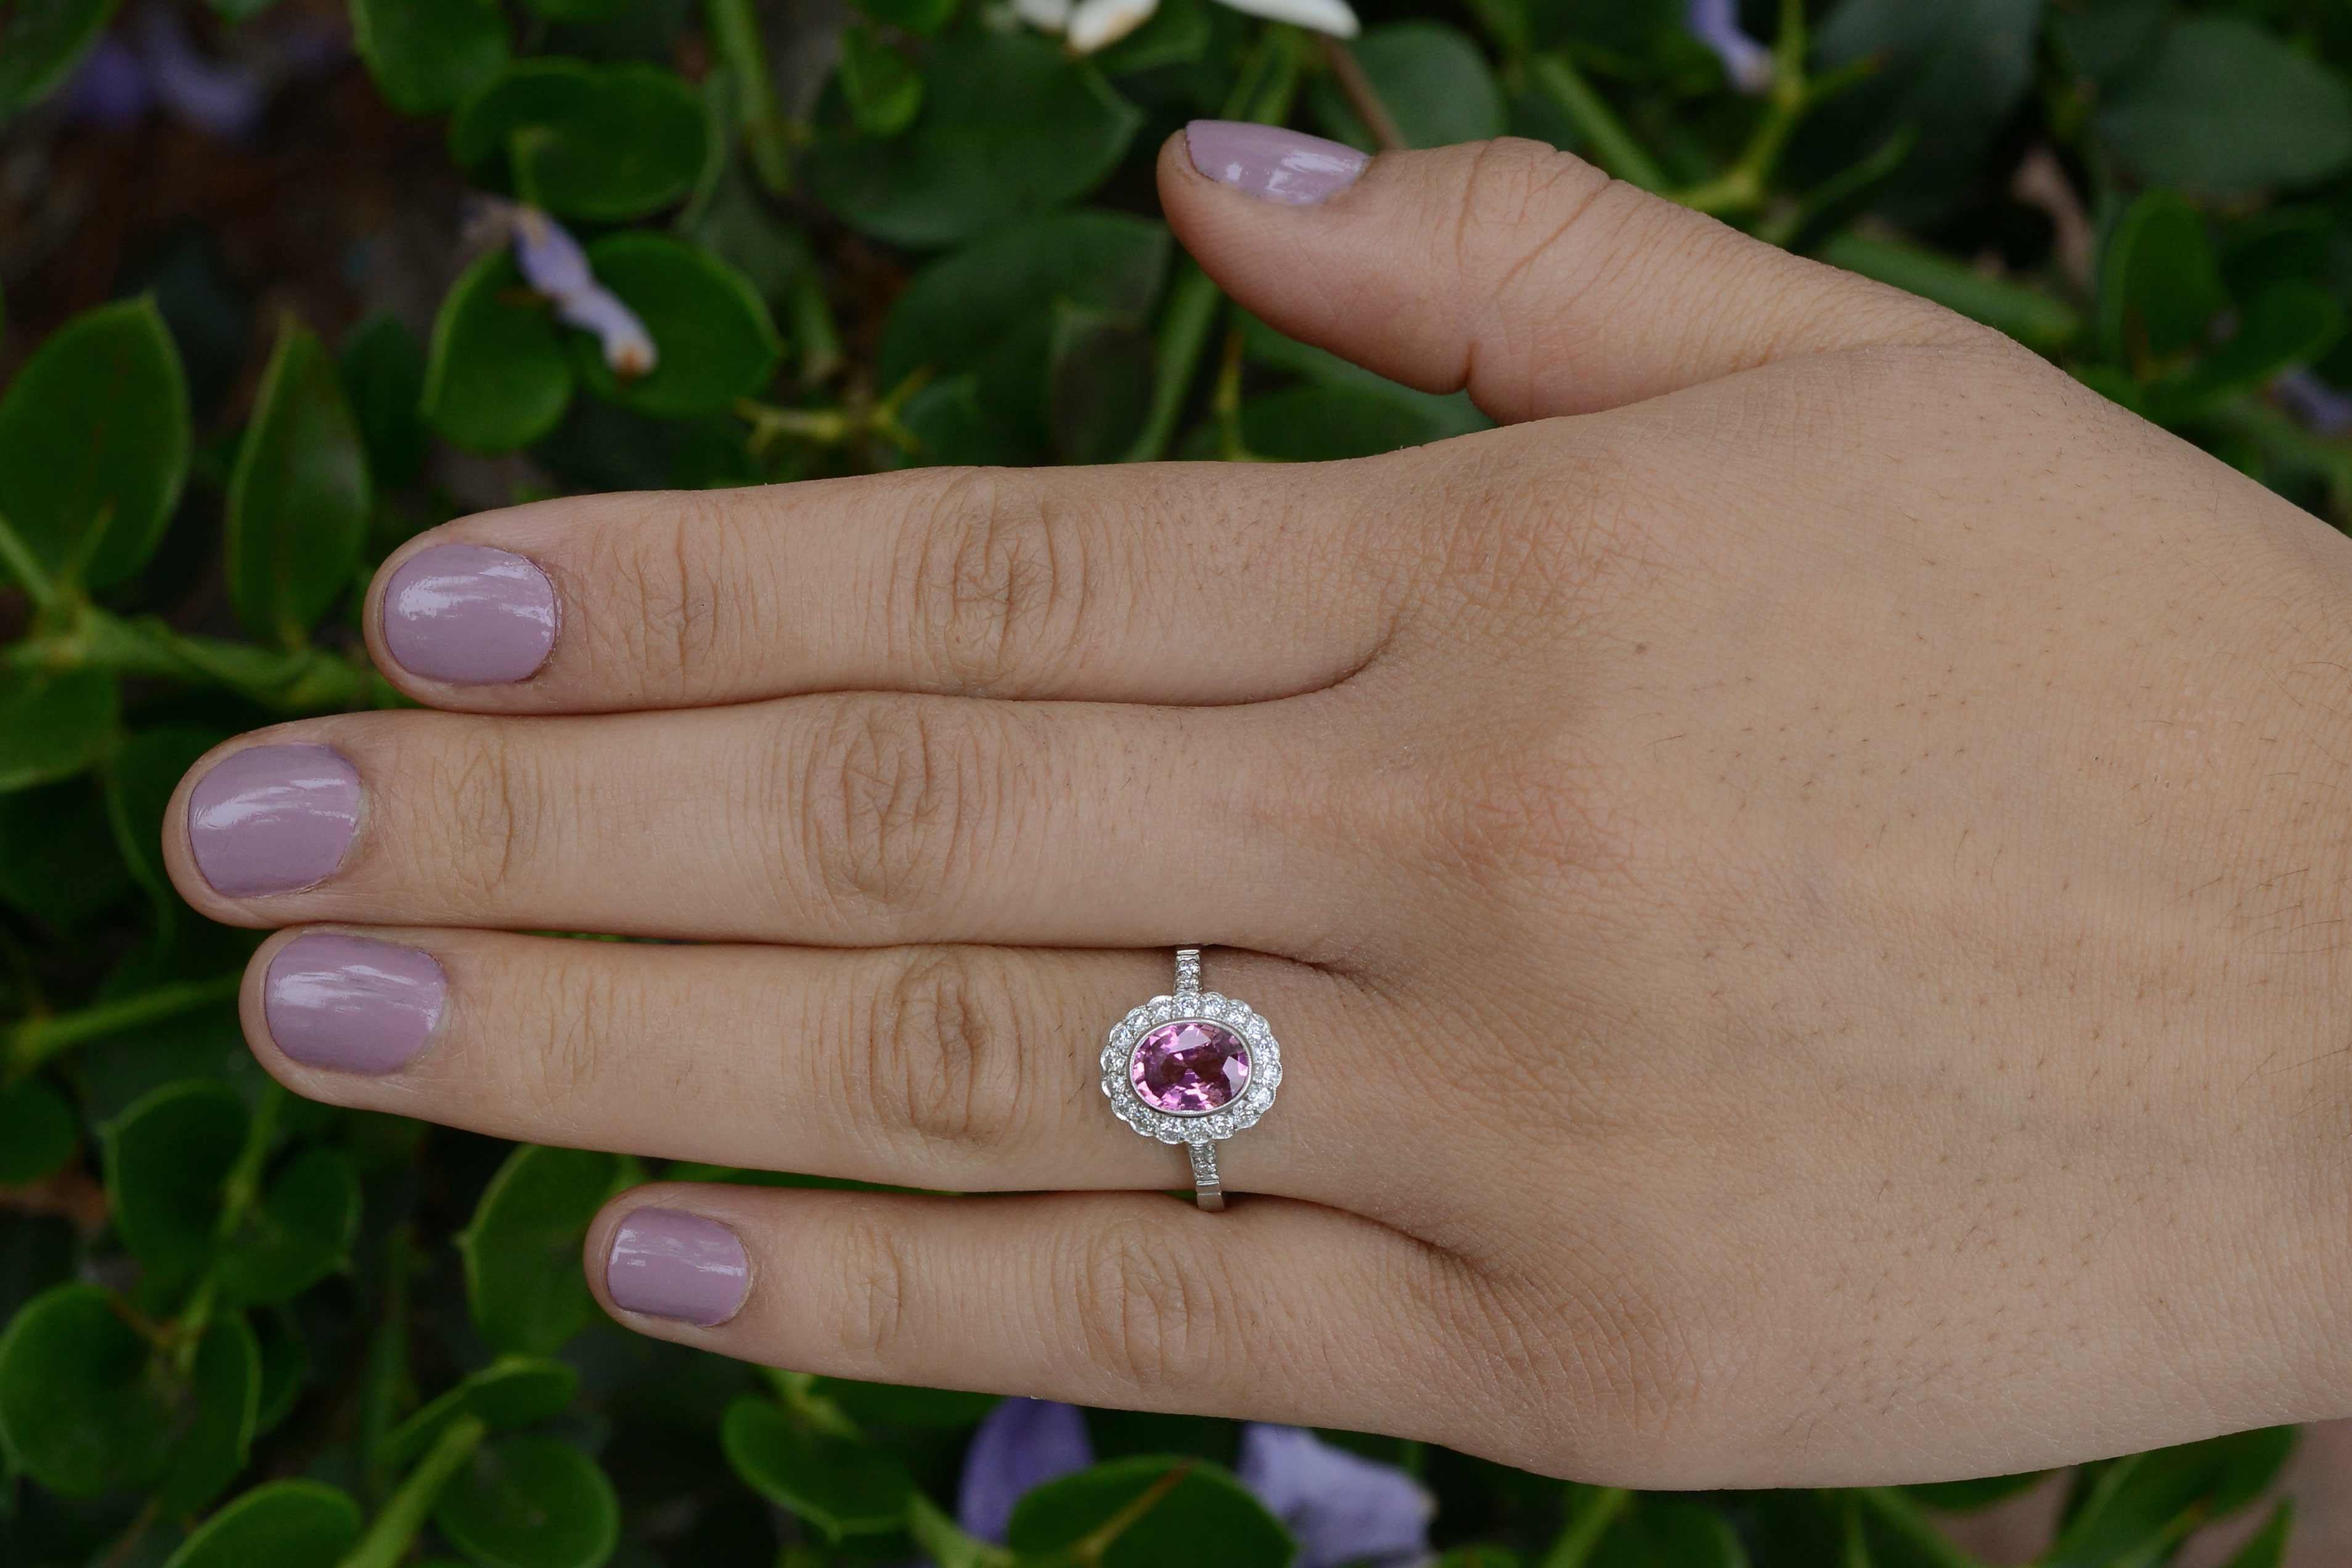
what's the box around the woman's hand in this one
[164,128,2352,1487]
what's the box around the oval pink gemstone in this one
[1129,1019,1252,1114]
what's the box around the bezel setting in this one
[1100,992,1281,1146]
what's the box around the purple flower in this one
[472,200,658,379]
[2276,369,2352,438]
[62,38,153,129]
[1686,0,1774,94]
[956,1398,1095,1545]
[1237,1424,1435,1568]
[952,1404,1433,1568]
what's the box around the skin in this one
[164,137,2352,1487]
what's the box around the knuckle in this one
[574,497,740,697]
[847,948,1026,1151]
[508,950,638,1125]
[1439,436,1661,623]
[424,726,544,909]
[1450,137,1615,295]
[896,468,1096,695]
[822,1217,913,1365]
[1064,1219,1233,1393]
[791,699,992,923]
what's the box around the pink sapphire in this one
[1129,1019,1252,1113]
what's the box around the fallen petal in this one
[956,1399,1094,1545]
[1238,1424,1434,1568]
[1685,0,1773,93]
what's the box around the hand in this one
[164,127,2352,1487]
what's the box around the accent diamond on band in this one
[1100,947,1282,1211]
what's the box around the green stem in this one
[6,973,242,1079]
[789,271,845,386]
[338,1414,489,1568]
[1540,1486,1629,1568]
[1120,28,1303,464]
[705,0,795,194]
[1529,54,1667,193]
[173,1084,284,1371]
[1673,0,1808,215]
[6,604,393,711]
[0,507,59,610]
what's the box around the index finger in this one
[364,459,1405,713]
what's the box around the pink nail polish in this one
[606,1209,749,1325]
[265,933,445,1075]
[187,744,361,897]
[381,543,558,685]
[1185,120,1368,205]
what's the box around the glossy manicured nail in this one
[380,543,558,685]
[1185,120,1368,205]
[187,744,361,897]
[606,1209,749,1326]
[264,933,445,1075]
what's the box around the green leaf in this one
[839,24,923,138]
[423,248,574,453]
[807,33,1141,250]
[878,210,1168,463]
[0,296,190,589]
[1208,385,1471,462]
[1902,1470,2051,1513]
[104,1080,245,1291]
[1311,22,1504,150]
[458,1144,632,1355]
[807,1378,998,1428]
[1007,1454,1294,1568]
[721,1396,917,1540]
[0,0,120,118]
[1814,231,2083,354]
[225,319,372,648]
[1047,303,1154,465]
[340,312,431,491]
[157,1312,261,1517]
[0,668,118,793]
[0,778,127,927]
[432,1434,620,1568]
[379,1356,581,1469]
[217,1145,361,1306]
[1093,0,1207,75]
[2222,1503,2293,1568]
[351,0,508,115]
[570,234,780,417]
[517,0,633,21]
[880,211,1168,386]
[104,725,230,930]
[161,1480,364,1568]
[2044,1429,2298,1568]
[850,0,955,33]
[2157,283,2345,422]
[1588,1498,1747,1568]
[251,1307,307,1435]
[2097,191,2227,369]
[2096,17,2352,196]
[0,1283,175,1495]
[1811,0,2044,216]
[1238,312,1492,441]
[0,1078,77,1183]
[452,59,708,221]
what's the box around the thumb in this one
[1159,123,1983,423]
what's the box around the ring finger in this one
[240,928,1378,1204]
[164,692,1352,950]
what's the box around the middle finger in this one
[164,695,1346,949]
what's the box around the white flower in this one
[1019,0,1357,56]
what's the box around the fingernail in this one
[606,1209,749,1326]
[264,933,445,1075]
[380,543,558,685]
[187,744,361,897]
[1185,120,1368,205]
